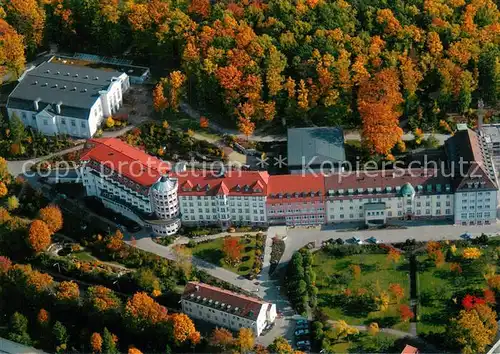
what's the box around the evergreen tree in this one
[102,327,118,354]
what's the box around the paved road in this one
[282,221,499,265]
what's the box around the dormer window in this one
[358,188,364,193]
[375,187,382,193]
[205,184,210,191]
[367,188,373,193]
[196,184,201,191]
[417,185,423,192]
[338,189,344,194]
[278,193,282,198]
[328,190,334,196]
[395,186,401,192]
[436,184,442,192]
[348,189,354,194]
[427,185,432,192]
[244,185,249,192]
[386,187,392,192]
[236,184,241,192]
[294,192,299,197]
[445,184,451,192]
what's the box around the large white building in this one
[80,138,181,236]
[181,282,277,336]
[77,128,497,236]
[7,59,130,138]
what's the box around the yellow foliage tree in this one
[6,195,19,211]
[237,328,255,353]
[462,247,482,259]
[105,116,115,128]
[0,181,8,198]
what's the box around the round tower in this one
[149,175,181,236]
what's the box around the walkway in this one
[181,102,451,144]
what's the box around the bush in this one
[187,240,196,248]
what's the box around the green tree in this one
[7,312,31,346]
[52,321,68,348]
[478,45,500,105]
[134,268,161,293]
[102,327,119,354]
[9,112,26,145]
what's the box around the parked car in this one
[296,340,311,347]
[295,329,310,336]
[365,236,380,244]
[346,237,362,245]
[461,232,472,240]
[335,238,344,245]
[296,319,308,326]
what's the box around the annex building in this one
[7,58,130,138]
[181,282,277,336]
[78,127,498,237]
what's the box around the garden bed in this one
[314,246,411,331]
[189,234,264,278]
[269,236,285,274]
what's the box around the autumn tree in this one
[268,336,293,354]
[238,116,255,139]
[188,0,211,19]
[7,196,19,211]
[86,285,122,314]
[0,19,26,78]
[351,264,361,281]
[0,255,12,274]
[125,292,169,331]
[0,182,7,198]
[200,116,209,128]
[169,313,199,344]
[449,304,497,354]
[223,236,243,266]
[39,205,63,233]
[389,283,405,303]
[128,348,143,354]
[330,320,359,341]
[358,68,403,156]
[27,219,52,253]
[153,83,167,112]
[106,230,124,252]
[4,0,45,55]
[56,281,80,303]
[237,328,254,353]
[368,322,379,336]
[387,248,401,263]
[37,308,49,326]
[398,304,414,322]
[210,327,234,349]
[90,332,103,353]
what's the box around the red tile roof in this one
[182,282,266,320]
[401,344,419,354]
[81,138,170,187]
[175,171,269,196]
[267,174,325,203]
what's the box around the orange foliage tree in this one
[238,116,255,139]
[389,283,405,303]
[56,281,80,302]
[200,116,209,128]
[27,219,52,253]
[0,255,12,274]
[153,83,167,112]
[169,313,199,344]
[107,230,124,252]
[357,68,403,155]
[211,327,234,349]
[90,332,103,353]
[0,19,26,78]
[125,292,169,329]
[128,348,143,354]
[37,308,49,325]
[0,182,7,198]
[223,236,243,265]
[188,0,211,18]
[399,304,414,321]
[39,205,63,233]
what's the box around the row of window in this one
[460,212,492,219]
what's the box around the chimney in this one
[34,98,40,111]
[477,99,485,131]
[56,102,62,114]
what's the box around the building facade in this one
[78,128,497,236]
[7,59,130,138]
[181,282,277,336]
[80,138,181,236]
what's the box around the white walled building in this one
[181,282,276,336]
[446,128,498,226]
[80,138,181,236]
[176,172,269,228]
[324,170,454,225]
[76,129,497,236]
[7,59,130,138]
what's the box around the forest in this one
[0,0,499,155]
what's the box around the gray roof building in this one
[7,61,124,120]
[287,127,346,171]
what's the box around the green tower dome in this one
[400,182,415,197]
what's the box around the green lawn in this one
[327,332,399,353]
[71,251,96,261]
[314,250,410,330]
[191,236,257,276]
[416,242,500,335]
